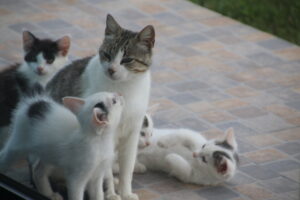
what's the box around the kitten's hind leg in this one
[33,162,62,200]
[165,153,191,183]
[87,175,105,200]
[105,169,121,200]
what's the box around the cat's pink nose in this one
[146,142,150,146]
[107,68,115,76]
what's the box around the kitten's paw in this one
[122,193,139,200]
[157,141,168,148]
[50,192,63,200]
[134,164,147,173]
[106,194,121,200]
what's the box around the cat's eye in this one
[141,132,146,137]
[202,156,207,163]
[202,144,206,149]
[121,58,134,64]
[47,58,54,64]
[101,51,111,61]
[112,98,117,104]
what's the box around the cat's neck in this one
[17,62,49,86]
[83,55,151,101]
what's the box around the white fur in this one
[82,54,150,200]
[0,92,123,200]
[136,128,238,185]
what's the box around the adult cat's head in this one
[23,31,70,77]
[193,128,239,180]
[99,14,155,82]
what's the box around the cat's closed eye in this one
[202,144,206,149]
[101,51,111,61]
[121,58,133,64]
[112,98,116,104]
[201,156,207,163]
[141,132,146,137]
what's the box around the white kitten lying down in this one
[136,114,239,186]
[0,84,124,200]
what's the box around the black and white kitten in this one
[0,31,70,140]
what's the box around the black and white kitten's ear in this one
[23,31,36,52]
[224,128,237,151]
[62,97,85,114]
[93,108,108,127]
[137,25,155,49]
[57,35,71,57]
[147,103,160,116]
[105,14,121,36]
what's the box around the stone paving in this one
[1,0,300,199]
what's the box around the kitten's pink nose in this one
[37,66,44,74]
[146,142,150,146]
[107,68,116,76]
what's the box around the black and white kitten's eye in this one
[47,58,54,64]
[202,144,206,149]
[140,132,146,137]
[201,156,207,163]
[121,58,133,64]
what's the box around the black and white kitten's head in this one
[139,114,154,148]
[99,14,155,81]
[62,92,124,134]
[22,31,70,76]
[193,128,239,180]
[138,104,159,148]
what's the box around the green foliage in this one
[190,0,300,45]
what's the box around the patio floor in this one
[0,0,300,200]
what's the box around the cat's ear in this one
[23,31,36,52]
[57,35,71,57]
[105,14,121,36]
[147,103,160,116]
[93,108,108,127]
[62,97,85,114]
[224,128,237,150]
[137,25,155,49]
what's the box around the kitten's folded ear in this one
[93,108,108,127]
[224,128,237,151]
[62,97,85,114]
[57,35,71,57]
[105,14,121,36]
[23,31,36,52]
[137,25,155,49]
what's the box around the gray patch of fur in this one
[46,57,91,103]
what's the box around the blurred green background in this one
[190,0,300,45]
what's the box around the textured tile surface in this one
[1,0,300,199]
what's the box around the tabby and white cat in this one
[46,14,155,200]
[136,115,239,185]
[0,31,70,141]
[0,84,123,200]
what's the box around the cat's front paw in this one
[134,164,147,173]
[50,192,63,200]
[122,193,139,200]
[106,194,121,200]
